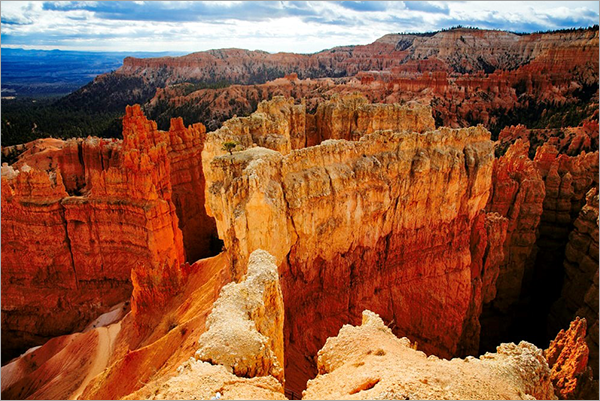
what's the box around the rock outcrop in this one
[84,250,284,401]
[195,249,285,382]
[203,107,504,390]
[127,360,286,400]
[550,187,599,381]
[303,310,555,400]
[479,140,546,350]
[1,252,232,400]
[545,317,596,399]
[1,105,215,360]
[530,145,599,344]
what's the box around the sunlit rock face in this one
[202,94,506,390]
[0,105,219,362]
[303,310,555,400]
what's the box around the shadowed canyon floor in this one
[1,26,599,401]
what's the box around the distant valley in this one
[1,48,184,98]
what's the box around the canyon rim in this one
[1,1,599,400]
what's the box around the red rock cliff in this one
[0,106,196,361]
[203,118,502,391]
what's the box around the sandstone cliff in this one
[303,310,555,400]
[550,187,599,381]
[54,26,597,140]
[531,145,599,344]
[1,106,210,360]
[545,317,596,399]
[203,113,504,390]
[479,140,546,351]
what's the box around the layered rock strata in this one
[479,140,546,350]
[531,145,599,344]
[550,187,599,380]
[1,106,210,360]
[303,310,555,400]
[202,94,435,164]
[545,317,596,399]
[203,119,502,390]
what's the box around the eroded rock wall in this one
[204,120,501,390]
[479,140,546,350]
[0,106,192,360]
[545,317,596,399]
[550,187,599,380]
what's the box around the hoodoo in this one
[1,21,598,401]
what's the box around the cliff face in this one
[0,162,136,363]
[478,140,546,350]
[545,317,596,399]
[117,28,598,84]
[54,26,597,138]
[0,105,218,361]
[530,145,599,343]
[203,101,502,390]
[303,310,555,400]
[550,187,599,380]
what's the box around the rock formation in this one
[497,122,599,159]
[0,105,219,361]
[479,140,546,350]
[195,250,285,382]
[1,252,232,400]
[201,95,509,390]
[303,310,555,400]
[530,145,599,343]
[129,249,286,400]
[545,317,596,399]
[49,26,596,142]
[550,187,599,382]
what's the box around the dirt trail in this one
[72,322,121,400]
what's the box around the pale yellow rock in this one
[195,249,285,383]
[303,310,556,400]
[125,360,286,400]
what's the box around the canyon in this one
[1,26,598,401]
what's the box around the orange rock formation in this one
[201,95,509,390]
[2,82,599,399]
[1,105,218,361]
[545,317,596,399]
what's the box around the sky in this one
[1,1,599,54]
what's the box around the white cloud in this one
[1,1,598,53]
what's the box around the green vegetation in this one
[221,141,238,155]
[1,97,123,147]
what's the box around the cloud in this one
[337,1,389,12]
[1,1,599,53]
[404,1,450,15]
[0,16,33,26]
[41,1,324,22]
